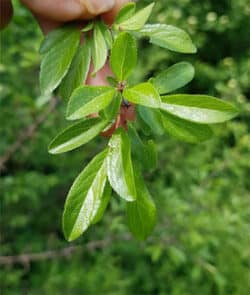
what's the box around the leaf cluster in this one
[39,2,238,241]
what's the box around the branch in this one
[0,235,131,266]
[0,97,59,173]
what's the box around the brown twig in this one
[0,97,59,173]
[0,235,131,266]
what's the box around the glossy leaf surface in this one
[161,111,213,143]
[140,24,196,53]
[40,28,80,94]
[110,32,137,81]
[123,82,161,108]
[67,86,115,120]
[161,94,239,124]
[107,128,137,201]
[152,62,195,94]
[59,41,91,100]
[126,168,157,240]
[118,3,155,31]
[63,149,108,241]
[49,118,108,154]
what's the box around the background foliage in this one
[1,0,250,294]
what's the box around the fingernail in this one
[84,0,115,15]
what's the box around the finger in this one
[33,13,62,34]
[102,0,131,25]
[21,0,115,22]
[0,0,13,29]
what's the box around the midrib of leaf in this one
[70,162,106,239]
[120,40,129,80]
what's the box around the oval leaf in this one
[91,183,112,225]
[59,40,91,100]
[118,3,155,31]
[128,124,157,170]
[63,149,108,241]
[110,32,137,81]
[160,94,239,124]
[107,128,137,202]
[138,106,165,135]
[67,86,116,120]
[91,21,108,75]
[152,62,195,94]
[40,28,80,94]
[114,2,136,24]
[161,111,213,143]
[39,26,76,54]
[48,118,108,154]
[123,82,161,108]
[139,24,196,53]
[126,168,157,240]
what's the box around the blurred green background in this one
[1,0,250,294]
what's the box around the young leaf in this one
[81,21,94,32]
[48,118,108,154]
[67,86,116,120]
[123,82,161,108]
[114,2,136,24]
[117,3,155,31]
[40,28,80,94]
[128,124,157,170]
[139,24,197,53]
[59,40,91,100]
[161,111,213,143]
[98,21,113,49]
[151,62,195,94]
[63,149,108,241]
[160,94,239,124]
[138,106,165,136]
[91,183,112,224]
[91,21,108,75]
[107,128,137,202]
[126,168,157,240]
[110,32,137,81]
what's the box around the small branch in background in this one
[0,235,131,266]
[0,97,59,174]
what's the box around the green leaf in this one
[81,21,94,32]
[98,21,113,49]
[107,128,137,202]
[39,26,77,54]
[91,183,112,224]
[139,24,197,53]
[110,32,137,81]
[40,28,80,94]
[67,86,116,120]
[59,40,91,100]
[91,21,108,75]
[152,62,195,94]
[114,2,136,24]
[138,106,165,136]
[63,149,108,241]
[106,76,118,87]
[128,124,157,170]
[48,118,108,154]
[104,92,122,121]
[161,94,239,124]
[161,111,213,143]
[123,82,161,108]
[126,168,157,240]
[117,3,155,31]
